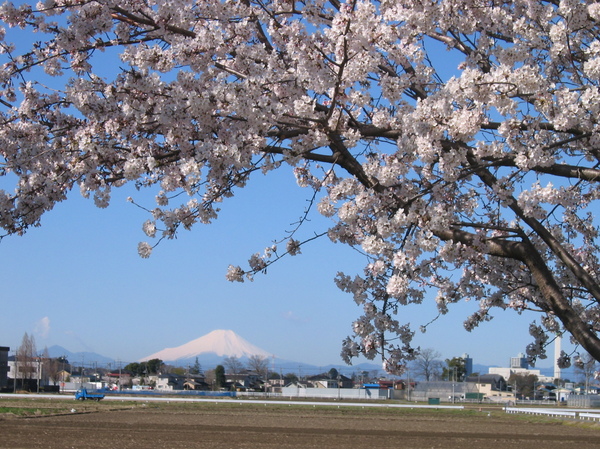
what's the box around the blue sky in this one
[0,2,573,375]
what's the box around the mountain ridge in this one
[46,331,561,378]
[46,345,115,365]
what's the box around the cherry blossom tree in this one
[2,0,600,373]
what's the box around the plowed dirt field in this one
[1,399,599,448]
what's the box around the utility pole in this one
[12,352,17,393]
[407,366,411,402]
[36,356,41,393]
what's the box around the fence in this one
[579,412,600,422]
[505,407,577,419]
[567,395,600,408]
[280,387,391,400]
[505,407,600,422]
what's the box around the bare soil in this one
[1,399,599,448]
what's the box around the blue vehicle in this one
[74,388,105,401]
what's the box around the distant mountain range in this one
[138,329,383,375]
[45,330,384,375]
[46,329,559,378]
[46,345,115,366]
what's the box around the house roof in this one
[412,381,476,393]
[306,374,352,382]
[157,373,185,380]
[183,380,206,387]
[466,374,505,383]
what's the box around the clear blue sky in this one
[0,3,572,374]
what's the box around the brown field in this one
[1,397,600,449]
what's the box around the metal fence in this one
[280,387,392,400]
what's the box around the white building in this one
[7,359,41,381]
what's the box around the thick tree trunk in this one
[519,240,600,363]
[434,227,600,363]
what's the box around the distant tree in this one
[508,373,538,399]
[223,356,244,374]
[328,368,339,380]
[214,365,226,389]
[170,367,185,376]
[283,373,298,384]
[204,369,215,387]
[441,357,466,382]
[41,347,59,386]
[412,348,443,381]
[574,352,598,390]
[247,355,269,379]
[16,333,37,387]
[190,357,202,375]
[160,364,174,374]
[124,362,142,377]
[145,359,163,375]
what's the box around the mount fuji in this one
[139,329,273,364]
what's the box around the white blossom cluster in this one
[2,0,600,370]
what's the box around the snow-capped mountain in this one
[139,329,272,363]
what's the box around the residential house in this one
[103,370,132,389]
[306,373,354,389]
[7,356,44,390]
[465,374,514,402]
[226,370,263,391]
[264,377,286,391]
[536,382,558,400]
[374,380,405,390]
[183,377,210,391]
[8,357,40,380]
[312,379,338,389]
[56,370,71,382]
[574,385,600,395]
[153,373,186,391]
[284,380,311,389]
